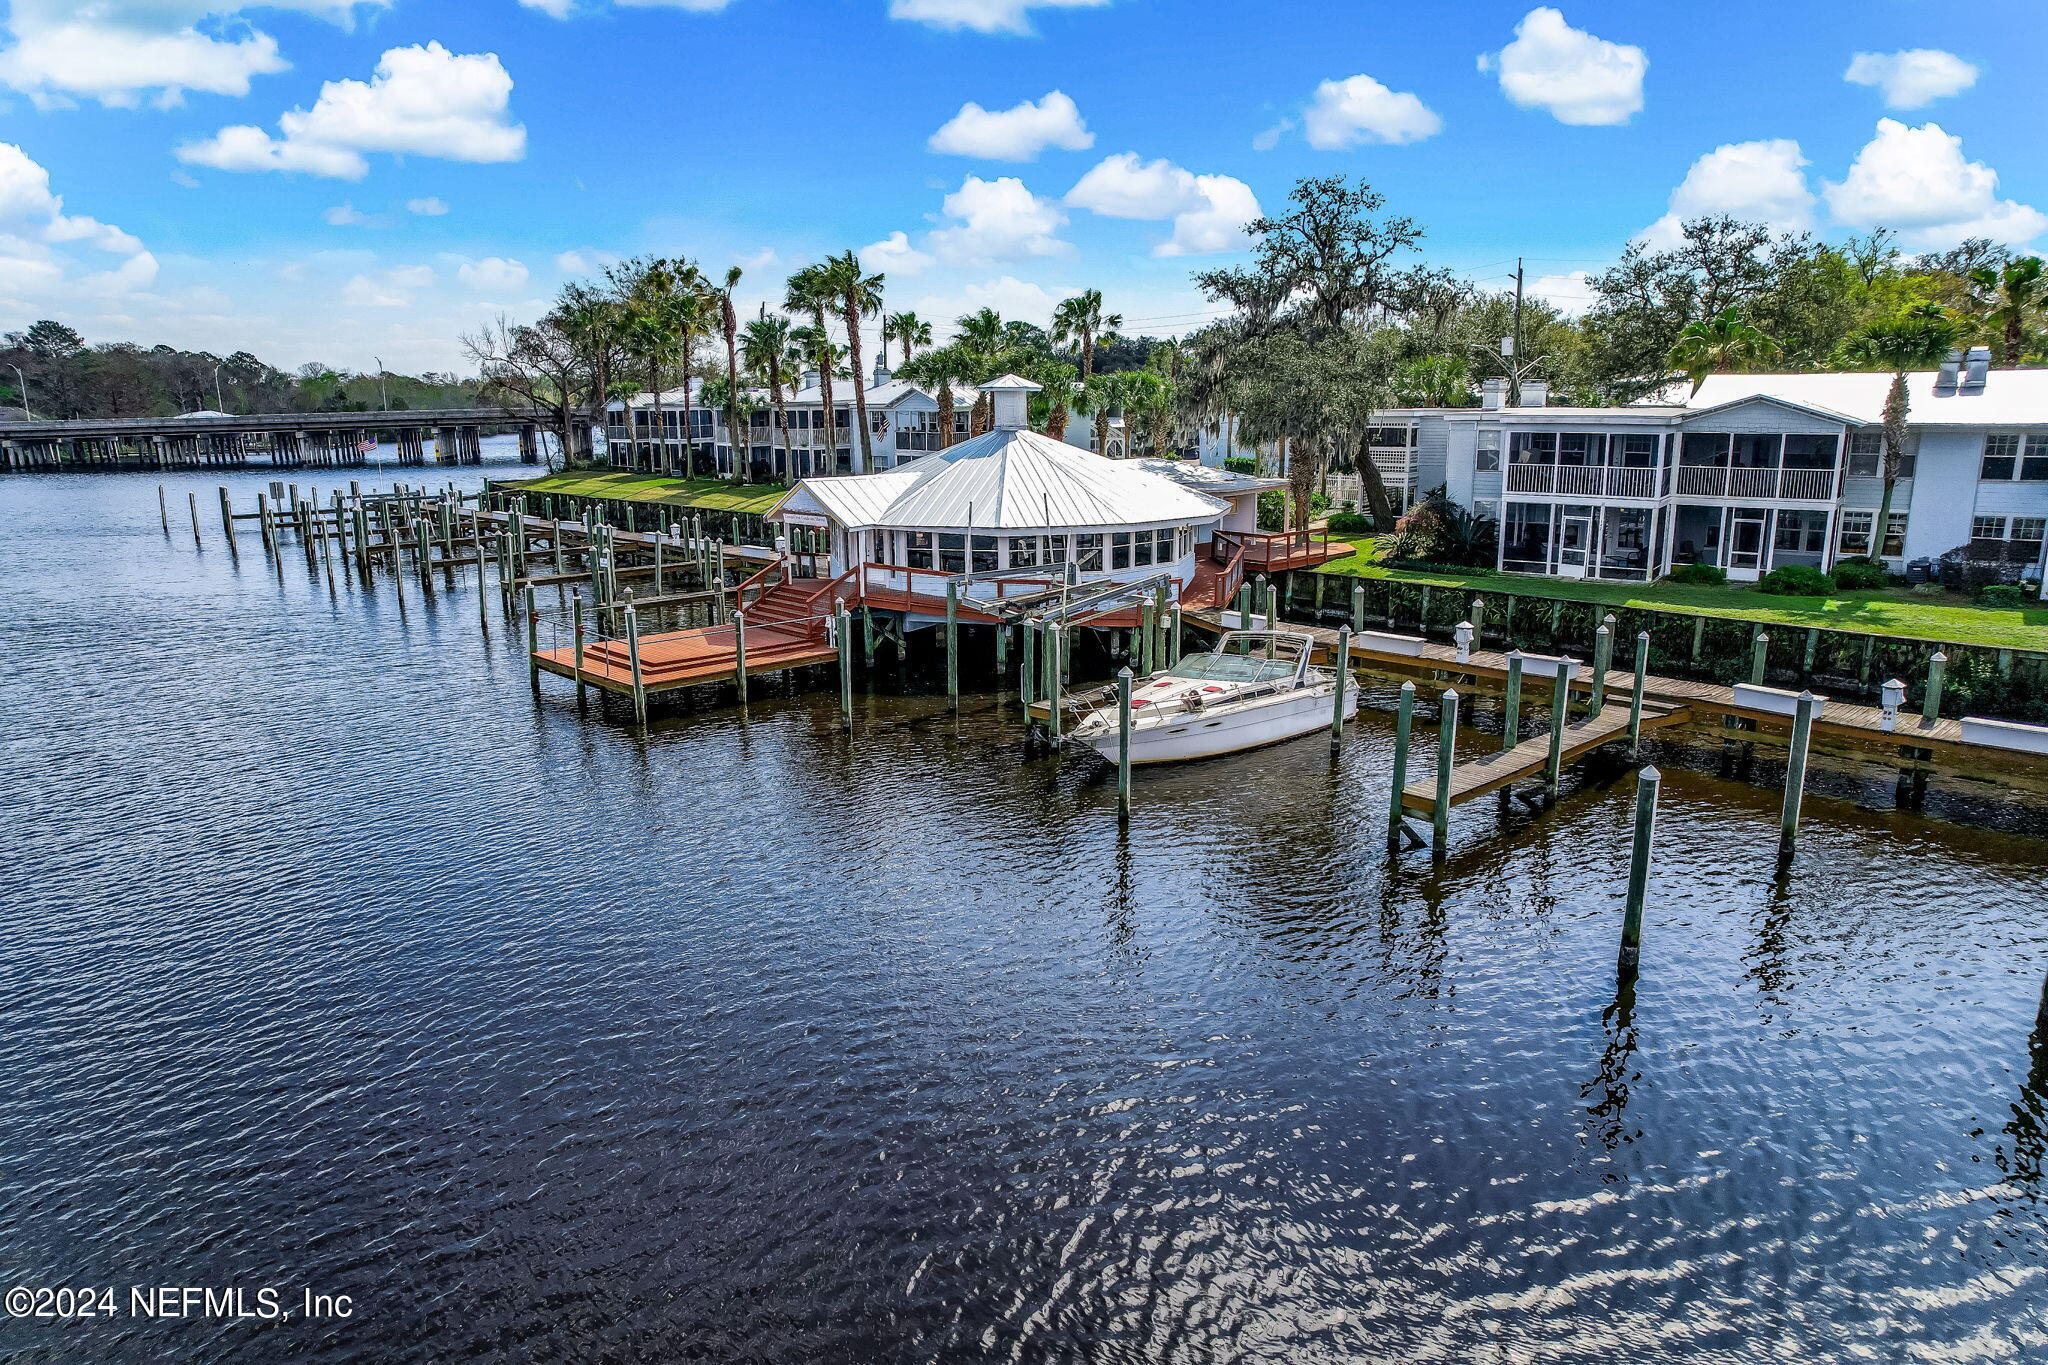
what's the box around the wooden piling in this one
[1433,689,1459,852]
[158,484,169,532]
[1502,650,1525,751]
[1022,617,1039,712]
[1330,627,1350,749]
[1619,766,1661,974]
[1388,680,1416,852]
[572,595,586,701]
[1923,651,1948,721]
[1628,631,1650,758]
[1167,603,1182,666]
[1780,691,1817,851]
[1750,631,1770,686]
[524,585,540,692]
[1545,661,1575,794]
[732,609,749,703]
[1589,622,1612,716]
[218,487,234,539]
[1046,622,1063,739]
[1116,667,1134,821]
[945,579,960,706]
[625,604,647,725]
[1138,600,1156,675]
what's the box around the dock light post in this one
[1388,680,1416,853]
[1750,631,1770,686]
[1433,689,1460,854]
[1780,691,1818,851]
[1455,619,1474,664]
[1331,628,1351,750]
[1880,678,1906,732]
[1923,651,1948,722]
[1503,650,1526,751]
[1619,766,1661,976]
[1116,667,1134,821]
[1545,659,1579,795]
[1628,631,1650,758]
[1589,621,1613,717]
[836,600,853,731]
[625,604,647,726]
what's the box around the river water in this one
[3,455,2046,1363]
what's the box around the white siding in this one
[1900,431,1981,560]
[1682,399,1842,437]
[1444,423,1477,507]
[1413,419,1449,497]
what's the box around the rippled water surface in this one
[4,461,2047,1363]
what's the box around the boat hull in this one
[1073,683,1358,765]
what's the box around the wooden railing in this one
[1216,528,1335,568]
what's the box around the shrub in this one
[1310,491,1331,514]
[1389,560,1497,577]
[1756,564,1836,597]
[1829,557,1889,591]
[1223,455,1259,475]
[1664,562,1728,586]
[1912,581,1947,597]
[1256,489,1287,531]
[1976,583,2030,609]
[1387,492,1499,568]
[1325,511,1374,535]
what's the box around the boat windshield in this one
[1168,652,1299,685]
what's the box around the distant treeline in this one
[0,319,481,420]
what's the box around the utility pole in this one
[1507,257,1525,406]
[374,356,389,412]
[212,362,225,412]
[10,363,31,420]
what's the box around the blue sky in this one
[1,0,2044,372]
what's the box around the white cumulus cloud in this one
[1639,138,1816,250]
[1823,118,2047,250]
[914,277,1068,332]
[928,175,1070,265]
[1481,7,1646,126]
[928,90,1092,161]
[1064,153,1259,257]
[458,256,529,292]
[1844,50,1978,110]
[1300,74,1442,149]
[324,202,373,226]
[889,0,1110,35]
[0,1,382,109]
[406,196,449,216]
[177,41,526,181]
[861,230,934,276]
[1530,271,1596,316]
[342,264,434,308]
[0,143,156,304]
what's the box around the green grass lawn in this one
[503,469,790,515]
[1316,536,2048,651]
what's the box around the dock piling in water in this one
[1046,623,1063,740]
[1433,689,1460,854]
[944,579,960,707]
[1750,632,1770,686]
[1628,631,1650,758]
[625,604,647,725]
[1388,681,1416,852]
[732,609,748,703]
[1545,660,1578,795]
[1331,627,1350,750]
[1780,691,1817,851]
[1503,650,1525,751]
[1589,621,1613,716]
[837,601,853,730]
[524,585,539,692]
[1619,766,1661,975]
[1923,651,1948,721]
[158,485,169,533]
[1116,667,1133,821]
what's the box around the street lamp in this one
[373,355,389,412]
[212,362,225,413]
[9,363,30,420]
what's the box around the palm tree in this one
[609,257,684,473]
[1834,302,1966,558]
[1077,370,1135,458]
[819,250,885,472]
[719,265,744,481]
[784,265,842,474]
[898,343,975,451]
[742,314,796,482]
[883,311,931,368]
[553,282,629,462]
[1967,256,2047,366]
[1051,288,1123,379]
[1031,360,1078,440]
[1667,307,1782,394]
[789,323,846,478]
[953,308,1009,433]
[672,276,715,475]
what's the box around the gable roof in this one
[775,427,1228,531]
[1680,392,1866,427]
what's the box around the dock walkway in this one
[1401,703,1691,815]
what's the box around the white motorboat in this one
[1068,631,1357,764]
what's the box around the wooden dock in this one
[1401,703,1691,815]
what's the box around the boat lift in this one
[960,567,1180,628]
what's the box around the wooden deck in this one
[533,576,838,697]
[1185,612,1980,761]
[1401,703,1691,815]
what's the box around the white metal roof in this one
[1689,370,2048,427]
[1128,456,1284,495]
[779,427,1229,531]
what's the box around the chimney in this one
[871,358,892,386]
[1962,345,1991,393]
[800,367,820,391]
[1480,377,1508,411]
[1935,349,1963,395]
[1517,380,1550,408]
